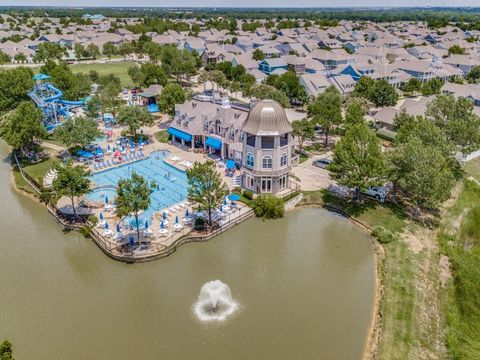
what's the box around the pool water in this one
[87,150,188,227]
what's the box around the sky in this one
[2,0,480,7]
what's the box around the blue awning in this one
[206,137,222,150]
[168,127,192,142]
[226,159,236,169]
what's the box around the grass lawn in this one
[299,153,308,164]
[21,156,56,183]
[13,168,37,195]
[154,130,171,144]
[464,157,480,182]
[69,61,135,88]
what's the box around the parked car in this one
[312,158,332,169]
[361,186,390,202]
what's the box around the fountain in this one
[193,280,238,322]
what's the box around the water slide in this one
[42,83,63,103]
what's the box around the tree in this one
[0,50,11,64]
[52,160,91,218]
[388,137,455,216]
[251,194,284,219]
[0,67,34,111]
[118,41,134,61]
[426,94,480,155]
[292,118,315,153]
[329,123,385,201]
[0,102,46,153]
[158,83,186,115]
[421,78,443,96]
[53,117,101,148]
[139,63,168,87]
[353,76,375,99]
[33,42,65,62]
[86,43,100,59]
[369,79,399,107]
[466,66,480,83]
[14,53,26,63]
[308,86,343,146]
[117,106,154,137]
[128,65,143,87]
[74,43,85,59]
[41,61,91,100]
[448,45,465,55]
[186,161,229,226]
[115,172,155,244]
[344,100,366,127]
[401,78,422,94]
[250,84,290,108]
[0,339,14,360]
[102,42,117,59]
[252,48,265,61]
[85,96,101,119]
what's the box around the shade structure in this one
[168,127,192,142]
[104,222,109,229]
[99,212,104,220]
[206,137,222,150]
[175,215,179,224]
[228,193,241,201]
[160,221,165,229]
[114,151,121,157]
[83,152,93,158]
[162,212,167,220]
[94,148,103,156]
[224,198,227,205]
[226,159,236,169]
[185,209,190,217]
[129,235,135,246]
[144,220,149,229]
[105,196,109,204]
[116,223,121,232]
[33,73,50,81]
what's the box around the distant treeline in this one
[1,7,480,29]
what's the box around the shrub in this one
[194,217,205,230]
[242,189,253,200]
[251,194,284,219]
[371,225,397,244]
[87,215,99,225]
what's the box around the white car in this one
[362,186,390,202]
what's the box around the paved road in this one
[292,153,334,191]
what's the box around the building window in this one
[261,136,275,149]
[280,134,288,147]
[246,153,254,167]
[261,177,272,192]
[262,156,272,169]
[280,153,287,167]
[279,175,287,190]
[246,134,256,147]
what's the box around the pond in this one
[0,142,375,360]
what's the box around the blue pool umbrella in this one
[226,159,236,170]
[83,151,94,158]
[107,144,111,150]
[223,198,227,205]
[139,139,143,146]
[105,196,109,204]
[116,224,121,232]
[145,220,149,229]
[160,221,165,229]
[162,212,167,220]
[94,148,103,155]
[129,235,135,246]
[185,209,189,217]
[104,222,109,229]
[99,212,104,220]
[175,215,179,224]
[220,204,223,212]
[228,193,241,201]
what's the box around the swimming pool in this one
[87,150,188,227]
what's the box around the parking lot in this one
[292,155,334,191]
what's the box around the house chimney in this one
[221,96,231,109]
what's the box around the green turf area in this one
[13,168,37,195]
[464,157,480,182]
[439,180,480,360]
[69,61,135,88]
[21,156,56,183]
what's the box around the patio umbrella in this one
[185,209,190,217]
[129,235,135,246]
[145,220,149,229]
[83,152,94,158]
[104,222,109,229]
[107,144,111,151]
[175,215,179,224]
[105,196,109,204]
[226,159,236,170]
[116,223,121,232]
[114,151,121,157]
[129,138,134,147]
[160,221,165,229]
[99,212,104,220]
[223,198,227,205]
[162,212,167,220]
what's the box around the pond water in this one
[0,142,376,360]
